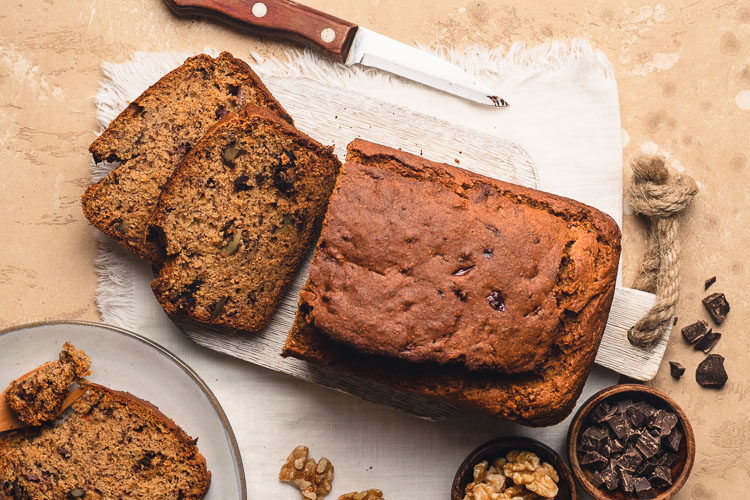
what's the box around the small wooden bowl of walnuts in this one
[451,436,578,500]
[567,384,695,500]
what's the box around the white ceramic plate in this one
[0,321,245,499]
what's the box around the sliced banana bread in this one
[5,342,90,426]
[82,51,292,264]
[149,105,341,334]
[0,383,210,499]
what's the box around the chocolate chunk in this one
[608,437,625,455]
[616,399,634,414]
[681,320,709,344]
[705,276,716,290]
[607,415,634,441]
[658,452,678,467]
[635,431,661,459]
[581,426,610,452]
[590,471,605,488]
[627,401,656,427]
[694,330,721,353]
[581,451,609,470]
[696,354,728,387]
[648,410,679,437]
[616,447,644,472]
[635,459,657,478]
[649,465,673,488]
[665,428,683,452]
[669,361,686,379]
[233,173,253,192]
[702,292,730,324]
[619,469,636,493]
[591,401,618,424]
[634,477,656,499]
[600,462,620,491]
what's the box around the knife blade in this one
[165,0,508,107]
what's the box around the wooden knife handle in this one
[165,0,358,63]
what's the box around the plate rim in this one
[0,319,247,500]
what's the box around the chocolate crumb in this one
[669,361,686,379]
[702,292,730,324]
[694,331,721,353]
[681,320,709,344]
[696,354,728,387]
[704,276,716,290]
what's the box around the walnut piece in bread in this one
[279,445,334,499]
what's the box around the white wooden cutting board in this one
[177,76,672,420]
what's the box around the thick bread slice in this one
[149,105,341,334]
[0,383,210,499]
[283,139,621,426]
[82,52,292,264]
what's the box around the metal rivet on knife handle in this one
[321,27,335,43]
[251,2,267,18]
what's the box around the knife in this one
[164,0,508,107]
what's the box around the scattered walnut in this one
[279,445,334,499]
[502,451,559,498]
[464,451,559,500]
[337,489,384,500]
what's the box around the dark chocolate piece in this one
[619,470,636,493]
[669,361,686,379]
[590,471,605,488]
[702,292,730,324]
[634,477,656,499]
[601,462,620,491]
[694,330,721,353]
[607,415,634,441]
[581,451,608,470]
[616,447,644,472]
[648,410,678,437]
[635,431,661,459]
[681,320,709,344]
[658,452,678,467]
[627,401,656,427]
[635,459,657,479]
[649,465,673,488]
[591,401,618,424]
[616,399,634,414]
[581,426,609,452]
[665,428,683,452]
[696,354,728,387]
[673,316,678,325]
[705,276,716,290]
[608,437,625,455]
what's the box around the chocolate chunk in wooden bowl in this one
[568,384,696,499]
[702,292,730,324]
[696,354,728,387]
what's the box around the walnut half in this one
[279,445,334,500]
[338,489,384,500]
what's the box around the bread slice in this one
[0,383,210,499]
[149,105,341,334]
[6,342,90,426]
[82,52,292,264]
[283,139,621,427]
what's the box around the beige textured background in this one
[1,0,748,496]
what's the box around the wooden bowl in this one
[567,384,695,500]
[451,436,578,500]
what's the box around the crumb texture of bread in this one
[0,383,210,499]
[284,139,621,426]
[149,105,341,334]
[6,343,91,426]
[81,52,292,264]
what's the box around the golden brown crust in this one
[149,104,341,334]
[283,139,621,426]
[82,51,292,264]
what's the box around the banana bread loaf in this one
[283,139,621,426]
[5,342,90,426]
[149,105,341,334]
[0,383,210,499]
[82,52,292,264]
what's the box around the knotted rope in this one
[626,156,699,347]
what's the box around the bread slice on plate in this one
[82,51,292,264]
[0,383,210,499]
[283,139,621,426]
[149,105,341,334]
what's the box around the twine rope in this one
[626,156,699,347]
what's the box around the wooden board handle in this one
[165,0,358,63]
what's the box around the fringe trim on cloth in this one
[90,39,614,327]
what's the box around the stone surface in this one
[1,0,747,497]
